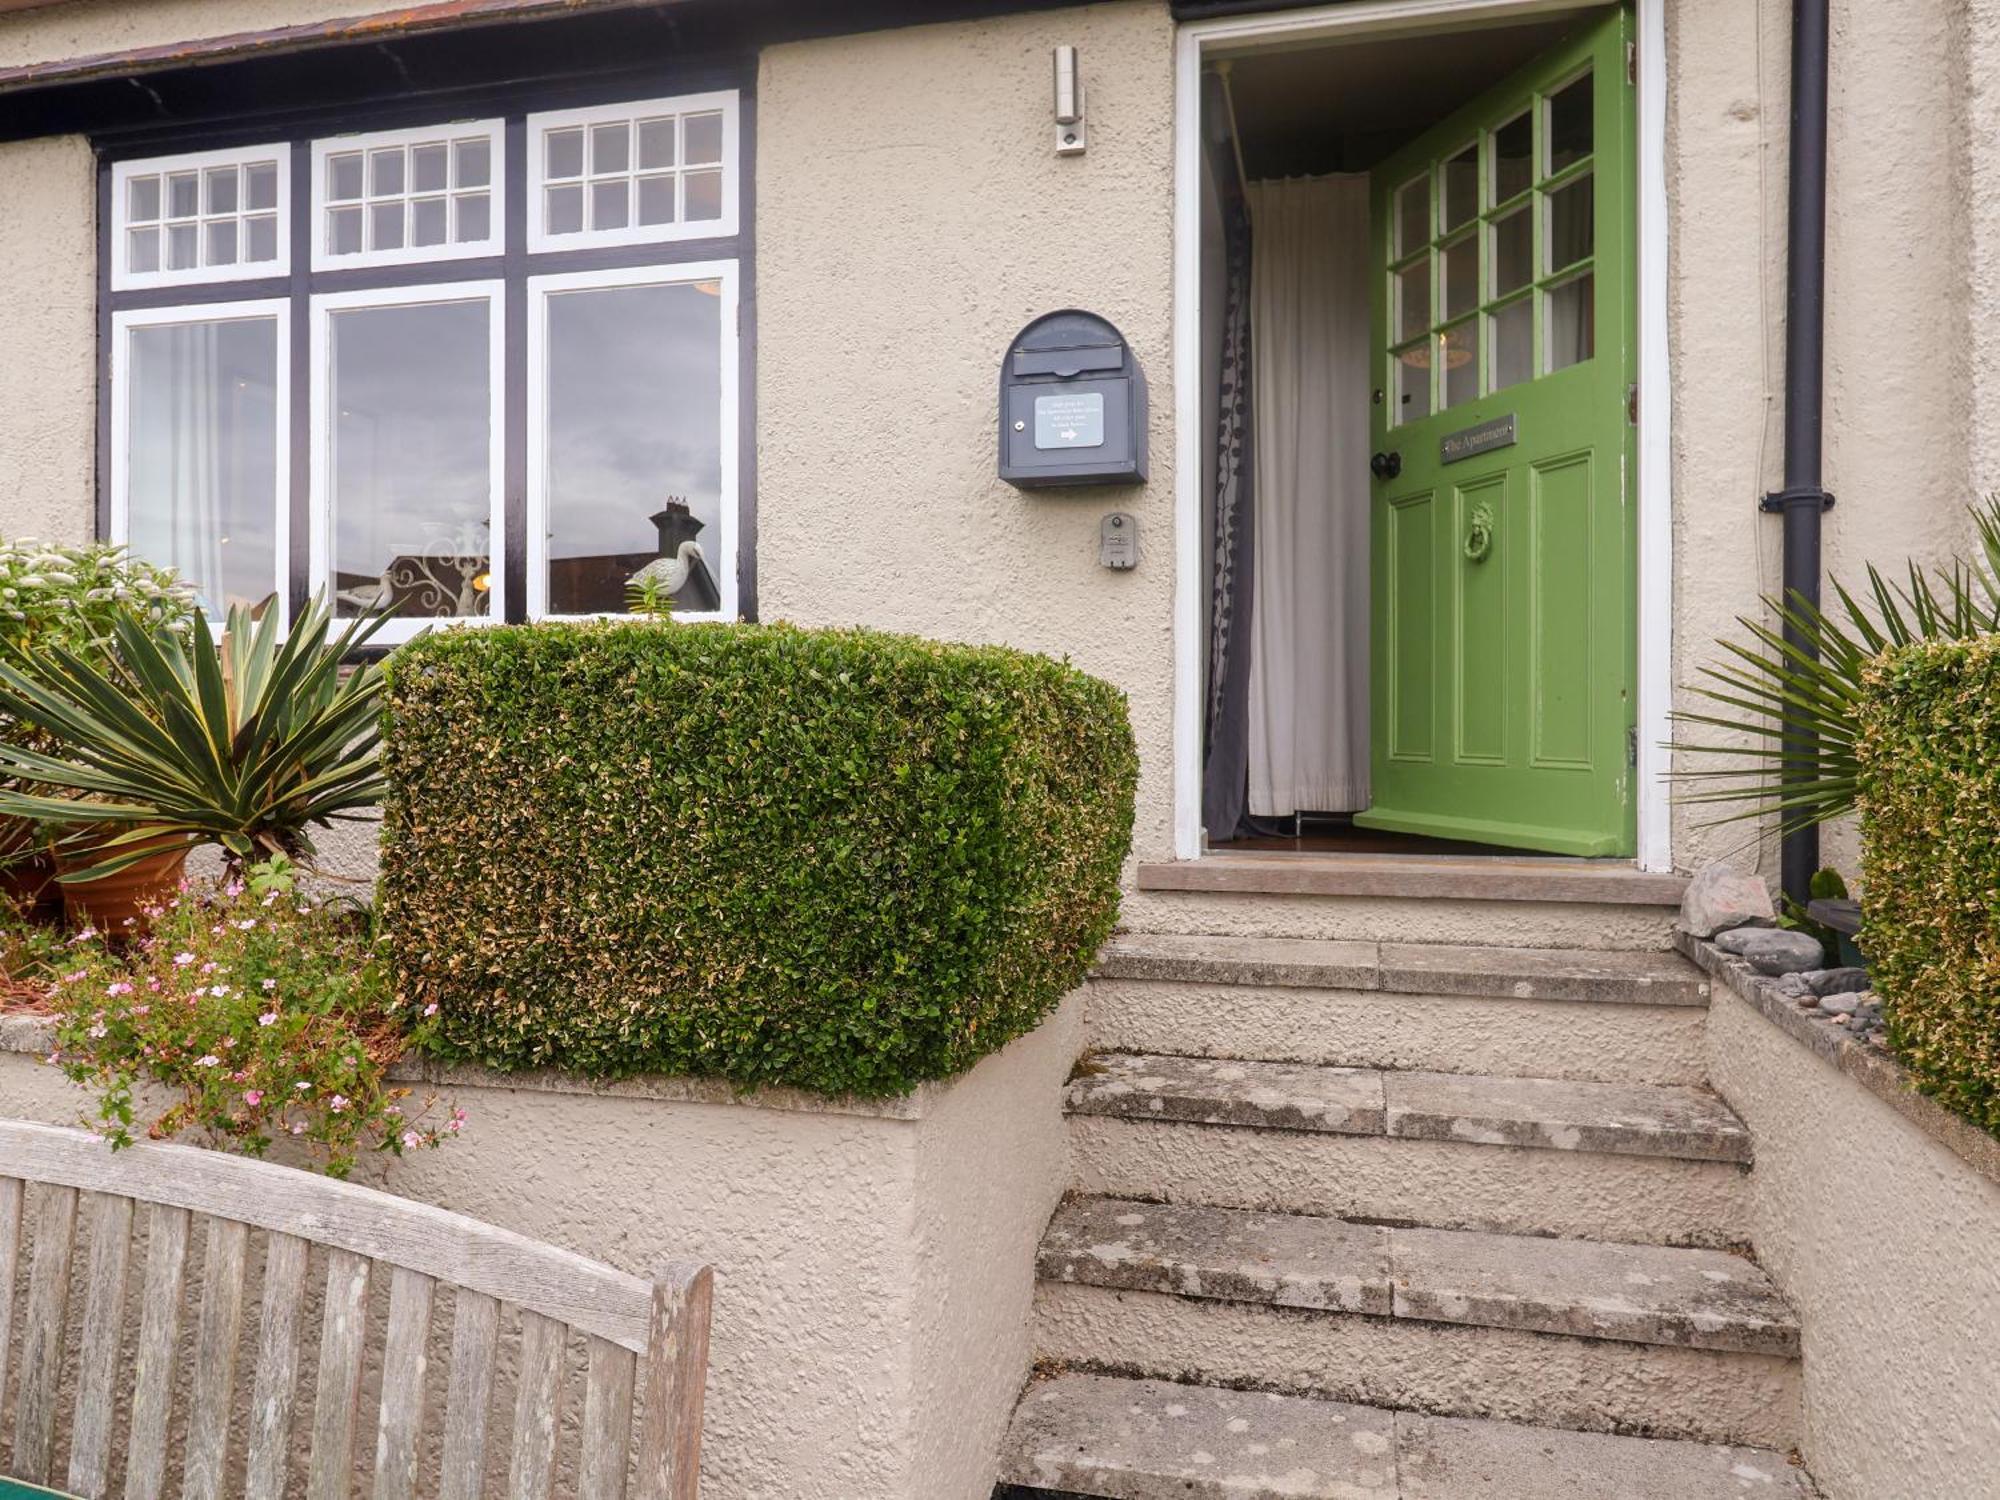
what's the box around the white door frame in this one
[1171,0,1673,871]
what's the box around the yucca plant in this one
[0,594,389,880]
[1670,497,2000,832]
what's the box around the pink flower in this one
[133,1005,150,1017]
[209,984,231,998]
[106,980,134,997]
[243,1089,264,1107]
[234,918,258,931]
[260,978,278,992]
[258,1012,278,1027]
[401,1130,422,1150]
[199,961,217,975]
[422,1003,438,1017]
[87,1023,107,1039]
[195,1055,221,1068]
[172,952,195,967]
[68,926,97,945]
[294,1081,311,1092]
[289,1122,305,1135]
[328,1095,349,1113]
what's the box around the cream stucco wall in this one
[0,994,1082,1500]
[0,0,426,68]
[1704,985,2000,1499]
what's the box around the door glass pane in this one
[1440,321,1479,409]
[127,316,280,617]
[1393,344,1432,425]
[1396,256,1431,342]
[1546,272,1595,372]
[1547,70,1594,174]
[1490,207,1531,296]
[1442,234,1478,319]
[1547,172,1594,274]
[329,299,492,620]
[1490,297,1533,392]
[1491,112,1532,203]
[544,281,724,615]
[1441,144,1479,231]
[1395,175,1430,257]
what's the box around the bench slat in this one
[307,1247,373,1500]
[184,1216,251,1500]
[0,1177,22,1452]
[580,1335,638,1500]
[66,1191,134,1495]
[372,1264,435,1500]
[635,1263,713,1500]
[439,1289,500,1500]
[508,1309,566,1500]
[124,1203,192,1500]
[11,1182,78,1483]
[245,1230,312,1500]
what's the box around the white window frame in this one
[525,260,739,623]
[308,280,507,645]
[110,144,292,292]
[309,118,507,272]
[108,298,292,630]
[526,90,740,254]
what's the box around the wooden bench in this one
[0,1121,713,1499]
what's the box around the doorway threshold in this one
[1135,851,1687,906]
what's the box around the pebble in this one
[1818,991,1865,1016]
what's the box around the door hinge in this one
[1627,383,1638,425]
[1627,727,1639,769]
[1626,40,1637,86]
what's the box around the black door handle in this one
[1371,450,1402,480]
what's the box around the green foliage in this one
[1670,497,2000,832]
[0,539,192,668]
[379,620,1138,1097]
[46,862,462,1178]
[1857,638,2000,1137]
[1778,867,1848,967]
[0,594,389,880]
[625,574,677,620]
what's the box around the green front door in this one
[1358,8,1636,856]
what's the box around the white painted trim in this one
[309,118,507,272]
[109,299,292,630]
[525,91,740,254]
[524,260,741,624]
[110,144,291,292]
[1170,0,1672,867]
[307,280,507,646]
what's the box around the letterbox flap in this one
[1012,342,1124,378]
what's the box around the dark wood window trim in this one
[94,62,758,634]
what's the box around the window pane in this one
[329,299,492,620]
[683,112,724,166]
[637,118,676,171]
[205,166,238,214]
[412,143,449,194]
[637,175,676,227]
[1441,320,1479,409]
[127,317,280,616]
[590,122,630,175]
[1395,174,1429,257]
[167,223,199,270]
[1547,71,1593,174]
[545,128,584,180]
[590,180,630,231]
[1393,344,1431,425]
[1490,206,1531,297]
[128,175,161,223]
[683,170,723,223]
[1546,273,1594,372]
[546,184,584,236]
[1490,296,1533,392]
[544,281,723,615]
[1395,256,1430,343]
[328,153,364,203]
[168,173,200,219]
[369,147,405,198]
[1491,112,1532,203]
[206,220,238,267]
[455,138,492,189]
[329,206,364,256]
[245,161,279,212]
[412,196,449,247]
[455,192,491,243]
[1441,144,1478,231]
[369,201,406,252]
[128,227,161,274]
[1547,172,1594,273]
[246,215,279,262]
[1442,233,1477,320]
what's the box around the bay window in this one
[103,88,746,637]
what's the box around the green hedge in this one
[1858,636,2000,1136]
[379,621,1136,1097]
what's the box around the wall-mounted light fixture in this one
[1053,45,1086,155]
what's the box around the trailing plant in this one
[1670,496,2000,833]
[380,620,1138,1097]
[44,860,462,1177]
[1856,638,2000,1137]
[0,593,389,881]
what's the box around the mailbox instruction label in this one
[1034,391,1106,449]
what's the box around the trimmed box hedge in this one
[379,621,1136,1097]
[1858,637,2000,1136]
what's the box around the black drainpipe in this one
[1761,0,1834,906]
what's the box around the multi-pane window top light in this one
[312,120,504,269]
[529,92,738,251]
[112,146,289,290]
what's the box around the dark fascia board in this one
[0,0,1114,144]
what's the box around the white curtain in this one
[1246,174,1372,816]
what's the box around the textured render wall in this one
[0,134,94,543]
[0,996,1081,1500]
[0,0,419,66]
[1666,0,1975,876]
[755,0,1179,863]
[1705,987,2000,1499]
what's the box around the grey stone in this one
[1818,992,1865,1017]
[1772,972,1813,999]
[1065,1051,1386,1137]
[1715,927,1827,975]
[1396,1411,1817,1498]
[1680,863,1776,938]
[1803,965,1871,997]
[1381,1069,1753,1164]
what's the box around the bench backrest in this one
[0,1121,711,1499]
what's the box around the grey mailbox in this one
[999,309,1148,489]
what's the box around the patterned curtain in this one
[1200,163,1256,843]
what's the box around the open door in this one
[1358,8,1636,856]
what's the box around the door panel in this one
[1359,6,1635,856]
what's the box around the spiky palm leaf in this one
[0,594,390,880]
[1669,498,2000,832]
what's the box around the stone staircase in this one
[996,929,1816,1499]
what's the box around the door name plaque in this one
[1440,413,1517,465]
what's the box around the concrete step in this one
[1066,1053,1752,1246]
[998,1373,1816,1499]
[1033,1199,1800,1449]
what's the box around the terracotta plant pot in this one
[54,838,189,933]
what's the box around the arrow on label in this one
[1061,429,1078,441]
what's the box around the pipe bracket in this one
[1759,485,1836,514]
